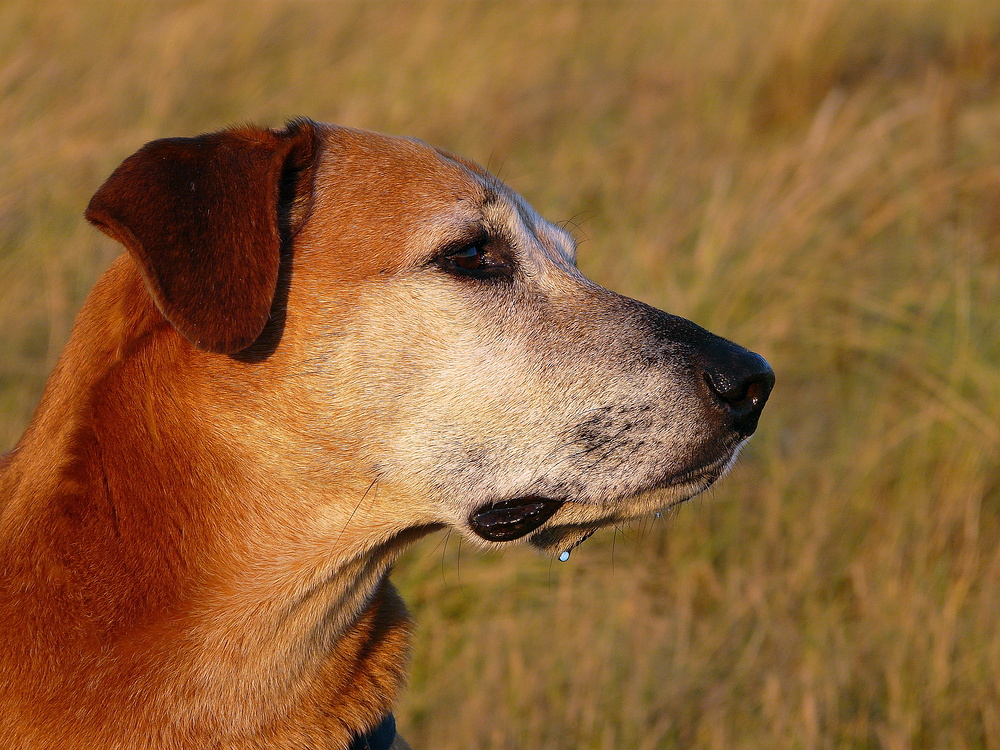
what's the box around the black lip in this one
[469,497,565,541]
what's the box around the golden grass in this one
[2,1,998,747]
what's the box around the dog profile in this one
[0,119,773,749]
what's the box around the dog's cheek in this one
[292,281,526,509]
[309,276,717,525]
[379,351,556,516]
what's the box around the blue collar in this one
[347,713,396,750]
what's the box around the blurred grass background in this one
[2,1,999,747]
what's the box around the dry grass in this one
[2,1,999,748]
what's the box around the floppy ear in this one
[85,118,319,354]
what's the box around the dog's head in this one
[86,118,773,559]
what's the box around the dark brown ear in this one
[85,118,320,354]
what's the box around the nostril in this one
[703,359,775,437]
[705,370,774,414]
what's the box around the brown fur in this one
[0,119,772,749]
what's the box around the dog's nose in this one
[697,341,775,438]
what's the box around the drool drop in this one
[558,550,571,562]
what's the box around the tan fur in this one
[0,120,772,748]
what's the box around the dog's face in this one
[273,124,774,557]
[87,120,773,559]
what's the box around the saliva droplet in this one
[558,550,571,562]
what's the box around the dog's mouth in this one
[468,448,743,553]
[468,496,566,542]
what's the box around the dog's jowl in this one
[0,119,772,749]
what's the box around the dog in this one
[0,119,773,749]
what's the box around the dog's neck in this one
[0,257,420,748]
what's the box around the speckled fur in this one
[0,120,768,748]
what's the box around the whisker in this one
[557,211,593,244]
[439,530,453,586]
[334,477,378,546]
[611,527,618,572]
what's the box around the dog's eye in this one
[450,244,484,271]
[439,241,511,279]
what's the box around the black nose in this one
[698,341,775,437]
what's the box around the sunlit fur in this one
[0,121,768,748]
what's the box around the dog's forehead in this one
[303,127,482,268]
[301,125,575,277]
